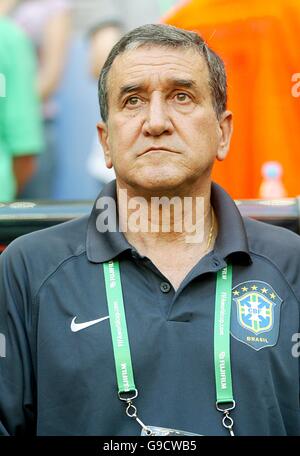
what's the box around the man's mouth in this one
[140,147,178,156]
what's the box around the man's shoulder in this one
[243,216,300,263]
[0,216,89,288]
[242,217,300,306]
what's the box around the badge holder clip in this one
[119,389,153,435]
[216,400,235,436]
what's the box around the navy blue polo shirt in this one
[0,181,299,436]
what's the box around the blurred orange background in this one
[164,0,300,198]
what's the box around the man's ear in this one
[216,110,233,162]
[97,121,113,168]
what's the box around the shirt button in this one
[160,282,171,293]
[212,257,221,268]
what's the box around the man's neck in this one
[116,179,217,288]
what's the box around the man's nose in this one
[142,93,174,136]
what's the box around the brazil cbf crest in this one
[230,280,282,351]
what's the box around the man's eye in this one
[175,93,190,102]
[126,96,140,106]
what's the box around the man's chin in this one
[127,174,189,196]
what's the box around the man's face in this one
[98,45,232,193]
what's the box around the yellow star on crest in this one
[261,287,268,294]
[233,290,240,296]
[241,286,248,292]
[270,292,276,299]
[251,285,258,291]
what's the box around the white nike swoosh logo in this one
[71,316,109,332]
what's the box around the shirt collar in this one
[86,179,132,263]
[86,180,251,264]
[211,182,251,264]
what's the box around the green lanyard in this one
[103,260,136,394]
[214,264,235,435]
[103,260,235,436]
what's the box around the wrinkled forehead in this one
[106,44,210,96]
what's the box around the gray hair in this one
[98,23,227,122]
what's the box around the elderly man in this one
[0,24,299,436]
